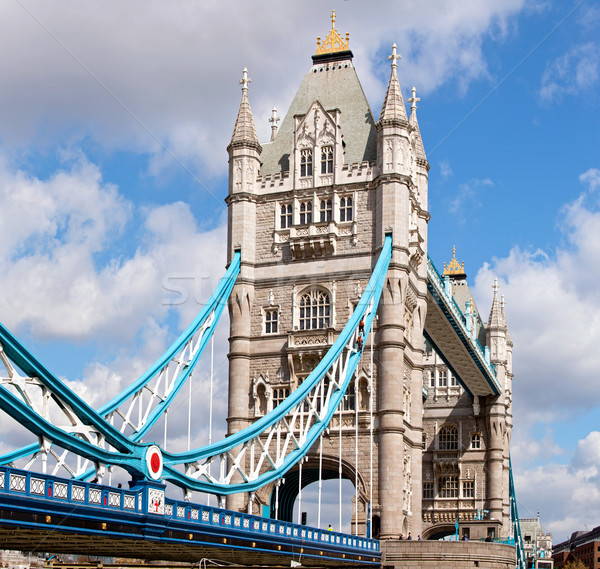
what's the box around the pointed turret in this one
[408,86,427,162]
[487,278,506,330]
[486,278,508,365]
[228,68,262,153]
[378,43,408,127]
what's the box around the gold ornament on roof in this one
[443,246,466,276]
[316,10,350,55]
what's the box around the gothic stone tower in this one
[225,16,429,539]
[421,250,513,540]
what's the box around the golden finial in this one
[443,246,466,277]
[315,10,350,55]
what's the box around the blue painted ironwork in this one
[0,253,241,480]
[426,256,500,395]
[158,235,393,494]
[0,465,380,565]
[509,456,526,569]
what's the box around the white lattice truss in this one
[0,308,218,481]
[170,297,375,493]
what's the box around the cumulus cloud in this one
[0,154,227,342]
[470,168,600,540]
[0,152,231,480]
[473,168,600,416]
[540,42,600,103]
[0,1,526,177]
[514,431,600,543]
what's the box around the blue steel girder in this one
[0,253,241,480]
[425,257,501,397]
[157,235,393,494]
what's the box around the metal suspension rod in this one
[338,400,342,532]
[297,458,303,525]
[354,368,359,536]
[369,323,374,538]
[318,432,323,529]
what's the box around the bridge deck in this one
[425,258,501,397]
[0,466,379,567]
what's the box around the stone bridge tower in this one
[225,14,429,540]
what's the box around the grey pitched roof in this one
[379,65,408,127]
[228,72,261,153]
[260,59,377,176]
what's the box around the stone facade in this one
[421,261,513,539]
[225,17,513,546]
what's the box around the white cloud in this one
[540,42,600,103]
[469,169,600,540]
[0,154,228,343]
[472,168,600,416]
[0,1,526,176]
[515,431,600,543]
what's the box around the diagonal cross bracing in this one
[0,253,241,480]
[158,235,392,495]
[424,256,501,396]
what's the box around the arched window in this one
[299,290,331,330]
[272,387,290,408]
[280,204,292,228]
[299,201,312,224]
[438,424,458,450]
[320,199,332,222]
[321,146,333,174]
[300,149,313,177]
[343,381,355,411]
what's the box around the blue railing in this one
[0,465,379,555]
[426,256,500,394]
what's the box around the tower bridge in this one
[0,14,524,569]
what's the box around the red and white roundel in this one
[145,445,163,480]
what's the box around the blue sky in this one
[0,0,599,542]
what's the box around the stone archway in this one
[266,455,369,533]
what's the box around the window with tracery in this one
[299,201,312,225]
[300,149,313,177]
[438,424,459,450]
[462,480,474,498]
[299,290,331,330]
[343,381,355,411]
[471,433,482,449]
[438,369,447,387]
[272,387,290,408]
[439,476,458,498]
[340,197,353,222]
[320,199,332,222]
[321,146,333,174]
[265,310,278,334]
[423,482,434,499]
[280,204,292,228]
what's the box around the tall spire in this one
[228,68,262,153]
[378,43,408,126]
[487,277,506,329]
[408,86,427,161]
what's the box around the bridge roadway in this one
[0,466,379,567]
[424,257,501,397]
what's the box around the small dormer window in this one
[321,146,333,174]
[320,199,332,222]
[300,149,313,177]
[280,204,292,228]
[340,197,353,221]
[300,201,312,224]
